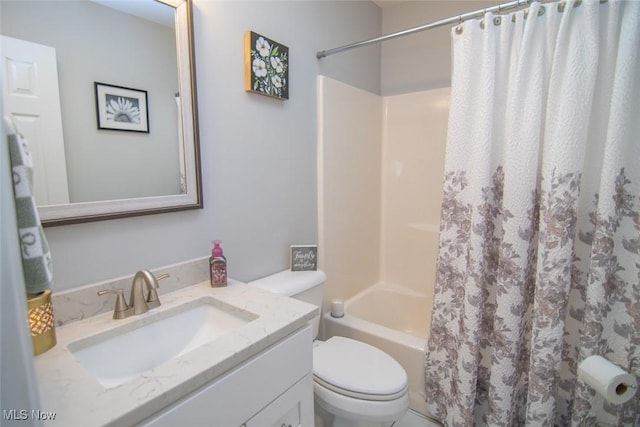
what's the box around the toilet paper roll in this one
[331,299,344,318]
[577,355,637,404]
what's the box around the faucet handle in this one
[97,289,131,319]
[146,273,169,309]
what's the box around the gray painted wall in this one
[42,0,381,291]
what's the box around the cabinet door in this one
[244,374,313,427]
[139,326,312,427]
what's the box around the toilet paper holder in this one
[615,381,636,394]
[578,355,638,404]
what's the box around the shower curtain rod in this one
[316,0,534,59]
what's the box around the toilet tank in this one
[248,269,326,339]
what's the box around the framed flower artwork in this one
[244,31,289,100]
[94,82,149,132]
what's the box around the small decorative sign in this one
[290,245,317,271]
[94,82,149,133]
[244,31,289,100]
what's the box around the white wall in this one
[40,0,381,292]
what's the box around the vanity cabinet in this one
[138,325,313,427]
[243,374,312,427]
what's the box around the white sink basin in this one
[68,297,258,388]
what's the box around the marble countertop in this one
[34,280,317,427]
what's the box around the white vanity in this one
[34,279,317,426]
[140,326,312,427]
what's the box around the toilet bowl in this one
[313,336,409,427]
[249,270,409,427]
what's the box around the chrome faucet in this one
[130,270,165,314]
[98,270,169,319]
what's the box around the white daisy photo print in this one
[94,82,149,132]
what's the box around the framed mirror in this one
[1,0,201,226]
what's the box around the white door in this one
[1,35,70,205]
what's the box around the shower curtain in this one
[424,0,640,425]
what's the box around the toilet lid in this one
[313,337,407,398]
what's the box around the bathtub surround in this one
[425,1,640,425]
[317,76,382,310]
[317,76,446,306]
[381,89,448,293]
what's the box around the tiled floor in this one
[394,410,442,427]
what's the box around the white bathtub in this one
[322,283,433,418]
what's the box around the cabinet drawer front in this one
[245,374,313,427]
[140,325,312,427]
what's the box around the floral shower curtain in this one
[424,0,640,425]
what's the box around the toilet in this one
[249,269,409,427]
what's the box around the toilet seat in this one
[313,376,407,401]
[313,336,408,401]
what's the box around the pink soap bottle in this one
[209,240,227,287]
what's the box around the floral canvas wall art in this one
[244,31,289,100]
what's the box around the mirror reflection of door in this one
[1,35,70,206]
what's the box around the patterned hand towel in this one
[7,121,53,295]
